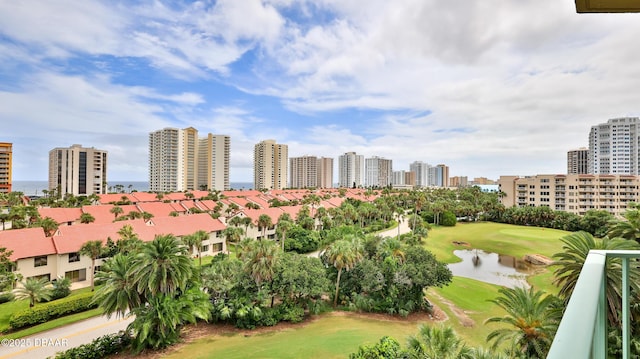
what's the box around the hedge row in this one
[9,292,98,330]
[54,331,131,359]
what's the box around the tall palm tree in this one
[276,218,294,251]
[322,239,362,307]
[79,240,104,291]
[131,234,194,297]
[257,214,273,240]
[485,286,560,358]
[183,230,208,267]
[93,253,144,318]
[553,231,640,325]
[242,239,280,288]
[15,277,52,308]
[406,325,472,359]
[222,226,244,256]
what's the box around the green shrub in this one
[9,292,97,330]
[44,277,72,302]
[0,291,14,304]
[280,304,305,323]
[54,331,131,359]
[440,211,457,226]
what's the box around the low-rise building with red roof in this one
[37,207,83,226]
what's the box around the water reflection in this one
[448,249,535,288]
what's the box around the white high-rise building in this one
[589,117,640,175]
[49,144,108,196]
[338,152,364,188]
[365,156,393,188]
[254,140,288,190]
[410,161,431,187]
[149,127,230,192]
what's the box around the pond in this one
[447,249,537,288]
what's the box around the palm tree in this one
[141,211,154,221]
[110,205,123,220]
[93,253,143,318]
[607,203,640,242]
[183,230,208,267]
[128,288,211,353]
[276,218,294,251]
[322,239,362,307]
[241,239,280,306]
[38,217,58,237]
[257,214,273,240]
[377,238,406,264]
[79,212,95,224]
[406,325,472,359]
[222,226,244,256]
[79,240,104,291]
[15,277,52,308]
[552,231,640,325]
[131,234,194,297]
[485,286,560,358]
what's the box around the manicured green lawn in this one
[0,286,100,338]
[163,313,425,359]
[426,222,569,263]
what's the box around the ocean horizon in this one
[11,180,255,196]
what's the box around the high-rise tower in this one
[149,128,230,192]
[254,140,288,190]
[49,144,107,196]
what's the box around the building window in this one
[212,243,223,252]
[65,269,87,282]
[34,256,48,267]
[200,244,209,252]
[68,252,80,263]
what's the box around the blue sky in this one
[2,0,639,182]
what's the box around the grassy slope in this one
[163,313,425,359]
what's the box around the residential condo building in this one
[254,140,288,190]
[409,161,430,187]
[567,147,589,174]
[428,164,450,187]
[149,127,230,192]
[338,152,364,188]
[0,142,11,193]
[498,174,640,217]
[289,155,334,188]
[317,157,334,188]
[289,155,319,188]
[588,117,640,175]
[48,144,107,196]
[392,170,416,188]
[365,156,392,188]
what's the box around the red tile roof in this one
[241,207,287,225]
[98,193,136,204]
[137,202,186,218]
[222,190,262,197]
[38,207,83,224]
[52,220,152,254]
[149,214,226,237]
[81,204,119,224]
[131,192,160,202]
[0,227,55,261]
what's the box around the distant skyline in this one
[2,1,639,182]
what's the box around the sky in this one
[2,0,640,183]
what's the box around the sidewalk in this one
[0,314,133,359]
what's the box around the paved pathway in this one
[0,314,133,359]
